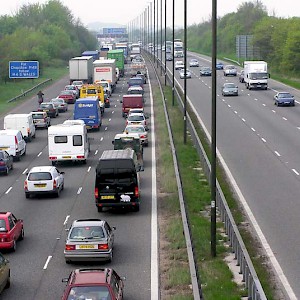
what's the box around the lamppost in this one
[172,0,175,106]
[156,0,159,67]
[164,0,167,85]
[160,0,163,75]
[211,0,217,257]
[183,0,187,144]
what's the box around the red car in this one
[61,268,125,300]
[0,212,24,251]
[58,90,76,104]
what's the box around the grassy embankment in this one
[0,67,68,115]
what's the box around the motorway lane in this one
[165,53,300,298]
[0,69,154,299]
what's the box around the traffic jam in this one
[0,42,153,299]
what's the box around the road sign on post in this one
[9,61,39,78]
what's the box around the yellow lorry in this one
[80,84,105,114]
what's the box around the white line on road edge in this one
[63,215,70,226]
[5,187,12,194]
[275,151,281,157]
[43,256,52,270]
[100,137,104,141]
[282,117,287,121]
[261,138,266,143]
[37,152,42,157]
[77,187,82,194]
[292,169,299,176]
[148,70,159,300]
[22,168,28,175]
[87,166,91,172]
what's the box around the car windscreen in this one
[225,84,236,88]
[28,172,52,181]
[41,104,53,109]
[67,286,111,300]
[126,127,144,133]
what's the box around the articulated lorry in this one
[244,61,269,90]
[107,49,125,77]
[93,59,117,92]
[69,56,94,84]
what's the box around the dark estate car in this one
[0,150,13,175]
[216,61,224,70]
[61,268,125,300]
[274,92,295,106]
[199,66,212,76]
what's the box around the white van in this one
[63,120,85,126]
[116,67,120,82]
[0,129,26,161]
[48,124,90,165]
[4,114,36,142]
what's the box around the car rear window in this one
[32,113,44,119]
[0,152,4,159]
[128,115,144,121]
[70,226,105,239]
[0,219,7,232]
[28,172,52,181]
[41,104,53,108]
[67,286,111,300]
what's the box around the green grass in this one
[0,66,68,116]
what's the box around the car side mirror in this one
[60,171,65,175]
[112,141,114,144]
[112,226,116,230]
[26,172,29,176]
[62,278,68,283]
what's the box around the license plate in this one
[257,85,261,87]
[34,184,46,187]
[77,244,97,249]
[0,147,9,151]
[62,156,71,159]
[44,110,49,112]
[101,195,115,200]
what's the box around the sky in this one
[1,0,299,28]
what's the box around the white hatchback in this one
[24,166,65,198]
[126,113,148,130]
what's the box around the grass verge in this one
[0,66,68,116]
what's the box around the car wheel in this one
[51,161,56,166]
[5,273,10,289]
[5,167,9,176]
[65,260,71,264]
[97,206,103,212]
[61,183,64,191]
[55,189,60,198]
[11,240,17,252]
[108,250,113,263]
[25,193,30,199]
[19,228,24,241]
[132,204,140,212]
[10,163,13,170]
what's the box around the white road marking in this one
[100,137,104,141]
[77,187,82,194]
[254,98,258,101]
[105,127,108,131]
[112,111,114,114]
[63,215,70,226]
[95,150,98,155]
[109,118,111,122]
[282,117,287,121]
[251,127,256,132]
[227,104,231,108]
[275,151,281,157]
[234,111,237,114]
[43,256,52,270]
[297,127,300,130]
[262,103,266,106]
[261,138,266,143]
[115,104,117,107]
[5,187,12,194]
[87,166,91,172]
[292,169,299,176]
[242,118,246,122]
[272,110,276,113]
[22,168,28,175]
[37,152,42,157]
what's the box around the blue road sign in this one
[103,28,126,35]
[9,61,39,78]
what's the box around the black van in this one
[94,149,143,212]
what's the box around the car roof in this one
[72,219,105,227]
[70,268,112,285]
[28,166,55,173]
[0,212,11,218]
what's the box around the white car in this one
[189,59,199,67]
[223,65,237,76]
[126,113,148,130]
[179,69,192,79]
[128,108,145,116]
[72,81,83,90]
[175,61,185,70]
[124,125,149,146]
[24,166,65,198]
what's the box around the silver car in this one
[64,219,115,263]
[50,98,68,112]
[124,124,149,146]
[222,83,239,96]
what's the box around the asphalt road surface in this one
[0,66,155,299]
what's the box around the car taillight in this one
[0,161,5,166]
[98,244,109,250]
[140,135,146,139]
[77,155,84,159]
[94,188,99,198]
[49,156,57,160]
[15,136,19,150]
[135,186,139,197]
[24,180,28,191]
[126,120,128,125]
[65,244,75,251]
[53,179,57,189]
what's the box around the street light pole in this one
[160,0,163,75]
[172,0,175,106]
[183,0,187,144]
[164,0,167,85]
[211,0,217,257]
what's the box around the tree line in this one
[0,0,98,81]
[178,1,300,76]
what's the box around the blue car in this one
[0,150,13,175]
[216,62,224,70]
[274,92,295,106]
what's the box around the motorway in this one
[0,67,155,299]
[165,52,300,299]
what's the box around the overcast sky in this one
[1,0,299,28]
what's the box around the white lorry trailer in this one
[244,61,269,90]
[69,56,94,84]
[93,59,117,92]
